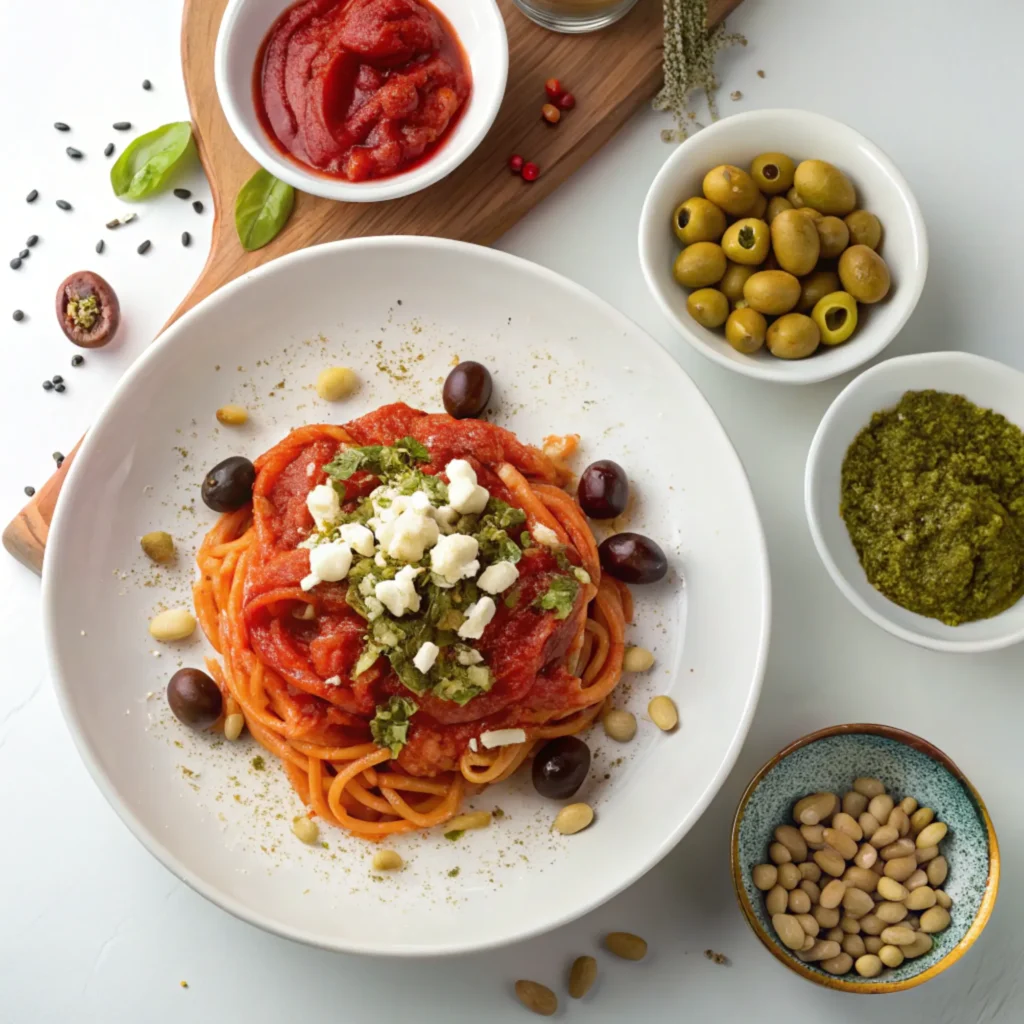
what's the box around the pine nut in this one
[819,879,846,909]
[884,854,918,882]
[858,812,880,839]
[905,886,936,911]
[888,807,911,837]
[812,904,840,929]
[648,695,678,731]
[774,824,808,862]
[215,404,248,426]
[854,953,883,978]
[801,933,816,951]
[880,925,916,946]
[515,980,557,1017]
[876,876,909,902]
[140,530,175,563]
[854,843,877,869]
[372,849,403,871]
[148,607,196,642]
[752,864,778,891]
[795,914,819,937]
[823,829,858,860]
[935,889,952,910]
[916,845,939,864]
[769,842,792,865]
[223,713,244,741]
[868,794,894,823]
[796,938,840,962]
[904,869,929,891]
[900,796,918,815]
[604,932,647,960]
[842,791,869,818]
[793,792,837,826]
[880,838,915,861]
[853,777,885,797]
[864,936,883,954]
[623,646,655,672]
[859,913,884,936]
[830,812,863,841]
[926,856,948,887]
[839,916,861,935]
[446,811,491,832]
[799,879,821,903]
[842,934,866,957]
[291,815,319,844]
[869,824,898,849]
[603,709,637,742]
[766,885,789,915]
[821,952,853,975]
[842,866,879,892]
[910,807,935,833]
[902,931,933,958]
[553,803,593,835]
[788,889,811,914]
[315,366,358,401]
[568,956,597,999]
[800,824,825,849]
[799,862,822,882]
[777,863,801,890]
[916,821,948,848]
[919,906,951,933]
[842,887,874,918]
[825,926,844,943]
[875,901,908,925]
[905,913,920,930]
[813,848,846,877]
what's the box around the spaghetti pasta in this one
[193,402,629,840]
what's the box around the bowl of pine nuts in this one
[730,723,999,993]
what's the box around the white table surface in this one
[1,1,1018,1020]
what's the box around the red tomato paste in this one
[255,0,472,182]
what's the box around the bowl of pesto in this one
[806,351,1024,653]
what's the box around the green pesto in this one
[841,390,1024,626]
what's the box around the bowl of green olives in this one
[638,109,928,384]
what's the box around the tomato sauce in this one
[242,404,587,775]
[254,0,472,182]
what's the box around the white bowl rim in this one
[805,350,1024,654]
[214,0,508,203]
[638,107,930,385]
[42,236,772,956]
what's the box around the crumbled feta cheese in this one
[480,728,527,749]
[376,507,440,562]
[306,462,316,477]
[364,596,384,620]
[477,561,519,595]
[431,505,460,533]
[306,484,341,530]
[574,567,592,584]
[430,533,480,584]
[410,490,432,513]
[375,565,422,617]
[458,596,496,640]
[300,573,318,592]
[456,647,484,666]
[322,675,341,687]
[533,523,560,547]
[468,737,478,752]
[467,665,490,688]
[339,522,375,557]
[446,459,489,514]
[374,551,387,568]
[412,641,440,674]
[309,541,353,583]
[358,575,377,597]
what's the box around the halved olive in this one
[719,262,757,305]
[798,269,841,312]
[725,307,767,354]
[56,271,120,348]
[578,460,629,519]
[443,361,492,419]
[672,242,726,289]
[750,152,796,196]
[838,245,891,303]
[598,533,668,584]
[702,164,758,216]
[812,291,859,345]
[202,456,256,512]
[766,313,821,360]
[845,210,883,250]
[721,218,771,265]
[815,216,850,259]
[672,197,727,245]
[686,288,729,329]
[532,736,591,800]
[168,668,223,730]
[766,196,793,223]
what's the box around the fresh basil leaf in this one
[111,121,194,200]
[533,575,579,620]
[369,695,418,758]
[235,168,295,251]
[325,447,371,481]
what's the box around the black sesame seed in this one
[181,231,191,247]
[95,239,105,254]
[26,189,38,203]
[173,188,192,199]
[26,235,38,247]
[10,258,22,270]
[104,142,115,157]
[24,485,36,497]
[137,240,152,255]
[54,122,70,131]
[192,200,204,214]
[19,249,29,259]
[56,199,72,211]
[54,383,66,393]
[71,354,85,367]
[66,146,83,159]
[13,310,24,322]
[42,380,54,391]
[51,375,64,385]
[142,79,152,90]
[113,121,132,130]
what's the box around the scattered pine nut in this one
[292,816,319,844]
[553,803,593,835]
[602,708,636,742]
[648,695,678,731]
[372,849,403,871]
[148,607,196,642]
[140,530,175,563]
[223,713,245,741]
[216,404,249,426]
[316,366,358,401]
[445,811,491,832]
[623,646,654,672]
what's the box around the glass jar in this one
[509,0,642,34]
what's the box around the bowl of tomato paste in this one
[216,0,508,202]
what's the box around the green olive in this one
[725,307,767,354]
[793,159,857,215]
[766,196,793,224]
[743,270,801,316]
[838,244,891,303]
[721,218,771,265]
[812,291,859,345]
[672,197,727,245]
[686,288,729,329]
[719,262,757,304]
[673,242,727,289]
[796,206,822,223]
[749,152,796,196]
[815,216,850,259]
[770,209,820,276]
[786,186,806,209]
[749,191,768,219]
[845,210,883,250]
[702,164,759,216]
[766,313,821,359]
[798,269,841,312]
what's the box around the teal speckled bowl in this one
[731,724,999,993]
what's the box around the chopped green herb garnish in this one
[447,867,461,877]
[444,829,465,842]
[250,755,266,771]
[369,695,418,757]
[323,436,429,482]
[533,575,580,620]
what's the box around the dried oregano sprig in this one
[654,0,746,142]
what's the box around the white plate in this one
[43,238,770,955]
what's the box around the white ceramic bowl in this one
[638,109,929,385]
[215,0,508,202]
[43,237,770,955]
[806,351,1024,653]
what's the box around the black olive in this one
[578,460,629,519]
[598,532,668,584]
[167,668,222,730]
[532,736,591,800]
[443,361,492,419]
[55,270,120,348]
[201,456,256,512]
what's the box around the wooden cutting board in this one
[3,0,741,574]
